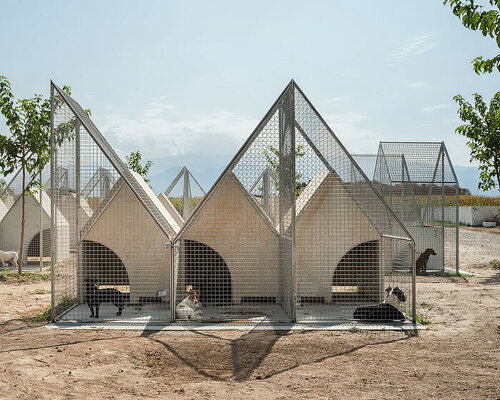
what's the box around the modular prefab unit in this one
[50,82,179,322]
[174,81,416,323]
[374,142,459,273]
[0,167,61,269]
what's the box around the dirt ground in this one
[0,231,499,400]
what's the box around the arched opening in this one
[332,240,380,303]
[81,240,129,286]
[184,239,232,305]
[26,229,51,264]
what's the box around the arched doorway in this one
[81,240,129,286]
[26,229,51,265]
[184,239,232,305]
[332,240,380,303]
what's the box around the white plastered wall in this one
[0,190,70,264]
[83,181,172,303]
[296,173,380,304]
[179,173,281,304]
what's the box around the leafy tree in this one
[125,151,153,183]
[444,0,500,74]
[263,144,308,198]
[0,76,71,273]
[453,92,500,191]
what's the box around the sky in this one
[0,0,499,194]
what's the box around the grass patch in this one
[33,288,49,294]
[348,327,364,333]
[416,313,431,325]
[490,259,500,270]
[421,271,474,278]
[0,268,51,282]
[21,308,51,323]
[420,301,430,308]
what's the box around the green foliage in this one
[0,268,51,282]
[21,308,51,323]
[444,0,500,74]
[490,258,500,269]
[168,196,201,215]
[348,326,364,333]
[263,144,308,198]
[416,313,431,325]
[453,92,500,191]
[125,151,153,183]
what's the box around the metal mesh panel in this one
[174,81,415,323]
[376,142,459,273]
[51,83,174,322]
[293,86,414,322]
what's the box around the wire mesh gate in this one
[50,80,416,325]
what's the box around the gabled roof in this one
[52,82,178,240]
[177,80,413,243]
[378,142,458,184]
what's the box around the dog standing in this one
[416,248,437,274]
[0,250,18,269]
[176,289,203,321]
[85,278,128,318]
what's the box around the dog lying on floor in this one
[0,250,18,269]
[176,289,203,321]
[353,287,406,321]
[85,278,129,318]
[416,248,437,274]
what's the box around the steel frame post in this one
[50,83,55,321]
[39,170,43,271]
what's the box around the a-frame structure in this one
[375,142,460,273]
[50,82,179,322]
[174,81,416,322]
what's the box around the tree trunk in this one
[19,157,25,275]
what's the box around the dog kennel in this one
[373,142,459,273]
[50,82,180,322]
[0,166,67,269]
[173,81,416,323]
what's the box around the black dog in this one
[85,278,129,318]
[353,287,406,321]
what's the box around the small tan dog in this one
[416,248,436,274]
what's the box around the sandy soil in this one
[0,231,498,400]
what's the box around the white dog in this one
[0,250,18,269]
[176,289,203,321]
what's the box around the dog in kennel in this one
[416,248,437,274]
[353,287,407,321]
[85,278,130,318]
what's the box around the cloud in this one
[409,81,424,88]
[393,34,437,58]
[420,104,449,113]
[95,103,258,159]
[324,96,349,104]
[325,112,367,124]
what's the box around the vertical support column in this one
[278,85,296,321]
[75,121,81,302]
[182,167,190,220]
[455,185,460,274]
[39,170,43,272]
[50,83,56,320]
[411,242,416,323]
[441,146,445,271]
[262,167,271,218]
